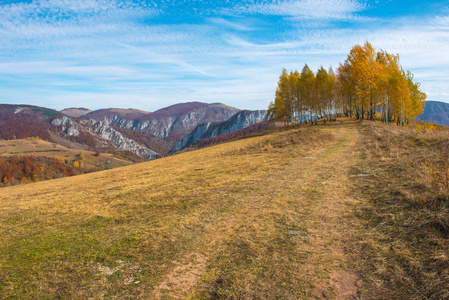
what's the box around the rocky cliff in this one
[0,102,263,160]
[171,110,268,152]
[52,116,160,159]
[84,102,241,140]
[54,102,243,159]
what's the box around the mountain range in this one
[2,100,446,162]
[0,102,268,160]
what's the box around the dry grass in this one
[0,124,341,299]
[349,121,449,299]
[6,117,443,299]
[0,138,133,170]
[198,119,362,300]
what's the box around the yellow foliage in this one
[53,155,65,162]
[415,122,446,134]
[27,137,41,141]
[77,152,85,160]
[426,161,449,190]
[271,41,426,125]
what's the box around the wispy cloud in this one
[0,0,157,50]
[231,0,367,21]
[208,17,257,31]
[0,0,448,111]
[0,61,136,77]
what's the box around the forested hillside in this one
[0,155,79,186]
[0,138,135,186]
[0,105,58,141]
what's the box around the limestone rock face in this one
[1,102,261,160]
[171,110,268,152]
[52,103,242,159]
[87,120,159,160]
[87,103,241,139]
[52,116,81,136]
[52,117,160,159]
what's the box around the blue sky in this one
[1,0,449,111]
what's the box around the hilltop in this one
[60,107,92,118]
[1,117,447,299]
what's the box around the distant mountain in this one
[417,101,449,126]
[0,102,250,159]
[0,102,267,160]
[0,104,157,160]
[145,102,241,140]
[84,102,241,141]
[171,110,268,152]
[186,120,274,151]
[150,102,211,117]
[0,104,61,141]
[61,107,92,118]
[84,108,148,120]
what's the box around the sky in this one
[0,0,449,112]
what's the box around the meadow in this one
[0,117,447,299]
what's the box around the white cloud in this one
[0,0,156,46]
[233,0,366,20]
[208,17,257,31]
[0,61,139,77]
[1,0,449,110]
[431,15,449,27]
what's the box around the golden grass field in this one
[0,117,448,299]
[0,138,133,170]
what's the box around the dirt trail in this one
[291,121,362,298]
[154,120,362,299]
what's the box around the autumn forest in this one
[268,42,427,125]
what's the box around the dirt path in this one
[291,121,362,298]
[154,120,362,299]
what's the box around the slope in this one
[417,100,449,126]
[348,121,449,299]
[0,117,363,299]
[0,104,158,161]
[0,138,133,169]
[0,102,244,161]
[0,104,60,141]
[133,102,242,141]
[171,110,268,152]
[82,102,241,141]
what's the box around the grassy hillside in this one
[0,138,134,186]
[349,121,449,299]
[0,117,448,299]
[0,138,134,169]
